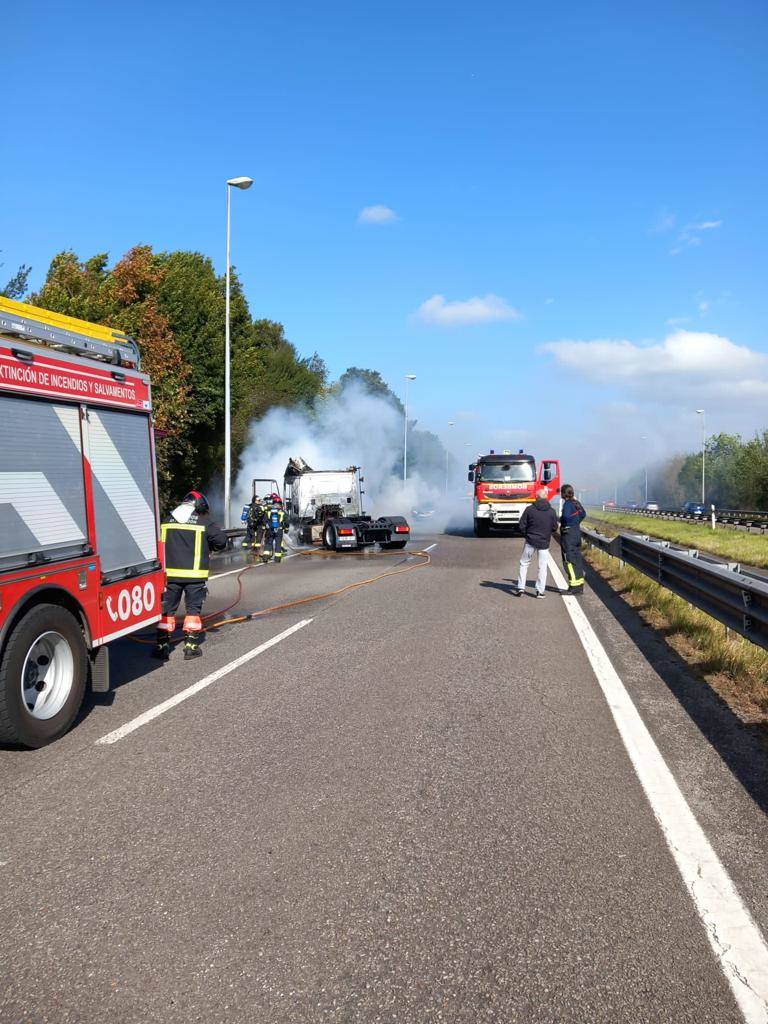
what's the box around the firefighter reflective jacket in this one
[265,507,286,532]
[161,517,228,581]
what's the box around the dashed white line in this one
[209,551,301,582]
[549,559,768,1023]
[422,543,438,553]
[96,619,313,746]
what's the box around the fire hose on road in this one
[129,548,433,646]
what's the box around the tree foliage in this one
[633,432,768,511]
[31,245,325,510]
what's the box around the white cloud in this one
[542,330,768,404]
[666,316,690,326]
[670,219,722,255]
[412,293,522,327]
[357,205,399,225]
[650,208,677,234]
[698,299,710,314]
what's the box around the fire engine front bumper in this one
[475,502,531,525]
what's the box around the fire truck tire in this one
[474,518,491,537]
[0,604,87,748]
[323,523,337,551]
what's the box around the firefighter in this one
[153,490,228,661]
[261,494,288,564]
[559,483,587,594]
[243,494,266,552]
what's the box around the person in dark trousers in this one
[560,483,587,594]
[154,490,228,661]
[516,488,558,598]
[261,495,288,564]
[243,495,267,552]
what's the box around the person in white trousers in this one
[516,488,558,598]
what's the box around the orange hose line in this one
[128,548,431,645]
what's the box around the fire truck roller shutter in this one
[0,396,88,569]
[86,409,158,579]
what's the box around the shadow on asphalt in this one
[480,580,563,597]
[585,563,768,818]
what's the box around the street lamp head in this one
[227,176,254,190]
[696,408,705,414]
[405,374,416,381]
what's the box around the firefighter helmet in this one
[183,490,210,515]
[270,493,282,504]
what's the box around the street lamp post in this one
[640,434,648,504]
[696,409,706,505]
[445,421,454,497]
[403,374,416,485]
[223,176,254,529]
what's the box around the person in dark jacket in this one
[560,483,587,594]
[516,489,558,598]
[261,495,288,564]
[153,490,228,661]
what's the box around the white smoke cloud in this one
[234,382,453,535]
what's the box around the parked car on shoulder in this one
[681,501,706,516]
[645,501,660,511]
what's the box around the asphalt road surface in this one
[2,530,768,1023]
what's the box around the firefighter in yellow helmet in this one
[153,491,228,661]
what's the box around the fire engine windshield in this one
[478,461,535,482]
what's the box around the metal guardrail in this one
[595,505,768,531]
[582,526,768,650]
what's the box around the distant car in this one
[627,502,639,509]
[682,501,706,516]
[603,500,617,508]
[411,507,435,519]
[645,501,660,511]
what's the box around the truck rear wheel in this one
[323,523,337,551]
[0,604,87,748]
[474,518,491,537]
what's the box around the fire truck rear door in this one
[85,408,159,582]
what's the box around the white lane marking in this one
[95,619,313,746]
[209,551,300,582]
[549,559,768,1023]
[423,543,438,553]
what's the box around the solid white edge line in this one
[423,543,438,552]
[548,558,768,1023]
[95,619,313,746]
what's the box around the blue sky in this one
[3,0,766,492]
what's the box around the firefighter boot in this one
[274,552,284,564]
[183,632,202,660]
[261,552,270,564]
[152,636,171,661]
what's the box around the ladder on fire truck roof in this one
[0,296,141,369]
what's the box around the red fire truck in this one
[468,450,561,536]
[0,298,164,747]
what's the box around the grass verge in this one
[585,511,768,569]
[584,546,768,729]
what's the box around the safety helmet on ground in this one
[183,490,210,515]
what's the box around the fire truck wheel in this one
[0,604,87,748]
[323,523,337,551]
[474,518,491,537]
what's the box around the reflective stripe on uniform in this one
[564,560,585,586]
[161,522,209,580]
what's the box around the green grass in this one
[585,548,768,722]
[585,510,768,569]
